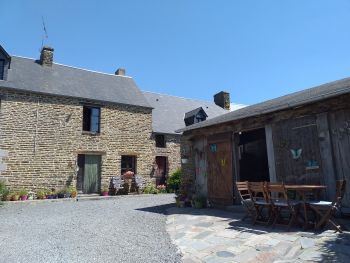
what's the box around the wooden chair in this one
[248,182,273,225]
[265,182,301,230]
[235,181,255,221]
[308,180,347,233]
[110,176,125,194]
[134,175,146,194]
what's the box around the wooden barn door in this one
[207,133,233,206]
[329,109,350,207]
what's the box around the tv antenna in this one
[41,16,49,49]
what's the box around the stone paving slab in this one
[166,207,350,263]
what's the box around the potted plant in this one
[57,189,65,199]
[0,183,10,201]
[123,170,134,179]
[193,195,206,209]
[10,192,20,201]
[36,190,46,200]
[18,189,28,201]
[67,186,77,198]
[46,188,57,199]
[175,194,186,208]
[101,185,109,196]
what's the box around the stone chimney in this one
[40,46,54,66]
[115,68,125,76]
[214,91,230,110]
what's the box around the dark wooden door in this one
[155,156,167,185]
[207,133,233,206]
[272,116,323,185]
[329,109,350,207]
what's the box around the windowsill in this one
[82,131,100,136]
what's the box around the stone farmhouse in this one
[0,44,234,193]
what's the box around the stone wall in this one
[0,88,154,191]
[152,133,182,179]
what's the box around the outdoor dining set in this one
[236,180,347,233]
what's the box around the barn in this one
[179,77,350,208]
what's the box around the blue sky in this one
[2,1,350,105]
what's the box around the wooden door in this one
[155,156,167,185]
[207,133,233,206]
[83,155,101,194]
[194,138,208,197]
[329,109,350,207]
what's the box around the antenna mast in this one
[41,16,49,49]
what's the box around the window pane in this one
[90,108,100,132]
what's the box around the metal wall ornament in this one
[210,144,217,153]
[220,158,226,167]
[290,148,302,159]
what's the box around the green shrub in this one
[167,168,181,192]
[143,184,159,194]
[0,182,10,201]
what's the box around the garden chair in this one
[248,182,273,225]
[235,181,255,221]
[134,175,146,194]
[110,176,125,194]
[308,180,347,233]
[265,182,301,230]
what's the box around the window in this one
[0,59,4,80]
[83,106,100,133]
[121,155,136,175]
[155,134,166,148]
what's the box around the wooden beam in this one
[265,124,277,182]
[316,112,336,200]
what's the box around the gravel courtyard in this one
[0,195,181,263]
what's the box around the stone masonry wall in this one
[0,88,154,192]
[152,134,181,179]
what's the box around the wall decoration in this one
[290,148,302,159]
[305,160,319,170]
[210,144,217,153]
[220,158,226,167]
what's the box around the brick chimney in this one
[115,68,125,76]
[214,91,230,110]
[40,46,54,66]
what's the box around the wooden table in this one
[285,185,327,229]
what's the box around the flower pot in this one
[179,201,185,208]
[101,191,108,196]
[11,195,20,201]
[194,200,203,209]
[57,193,65,199]
[20,195,28,201]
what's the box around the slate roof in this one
[184,107,208,119]
[0,56,151,108]
[178,77,350,133]
[142,91,228,134]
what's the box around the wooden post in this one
[232,132,243,204]
[316,112,336,201]
[265,125,277,182]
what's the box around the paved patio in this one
[166,207,350,263]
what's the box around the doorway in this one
[155,156,167,185]
[238,128,269,182]
[77,154,102,194]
